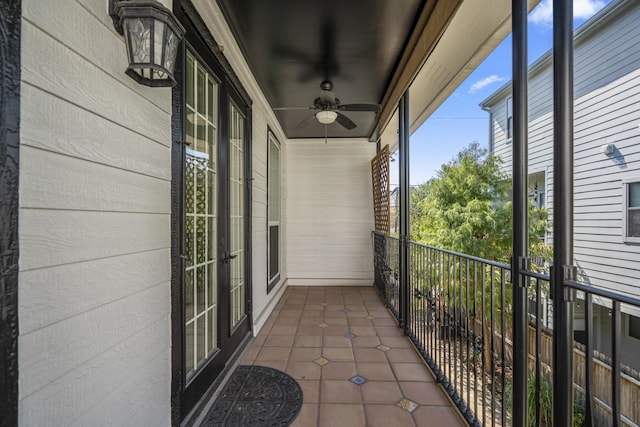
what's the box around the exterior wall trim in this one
[0,0,21,424]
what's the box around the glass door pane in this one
[184,51,219,378]
[229,102,246,329]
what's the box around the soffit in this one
[216,0,425,139]
[215,0,540,144]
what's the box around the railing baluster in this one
[612,301,621,427]
[491,265,496,427]
[500,269,506,427]
[482,264,487,427]
[453,254,458,399]
[473,261,478,421]
[535,278,542,427]
[585,293,593,427]
[448,251,452,389]
[466,258,471,411]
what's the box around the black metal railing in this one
[372,231,640,426]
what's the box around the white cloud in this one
[469,75,506,93]
[529,0,607,25]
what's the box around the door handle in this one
[222,254,237,263]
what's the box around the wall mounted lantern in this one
[109,0,185,87]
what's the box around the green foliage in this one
[410,142,551,265]
[411,142,511,260]
[505,374,587,426]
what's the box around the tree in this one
[411,142,512,261]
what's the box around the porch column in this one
[552,0,575,425]
[398,92,410,330]
[511,0,529,425]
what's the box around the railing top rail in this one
[521,269,550,281]
[373,231,640,307]
[373,230,511,269]
[566,280,640,308]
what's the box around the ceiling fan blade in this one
[335,112,357,130]
[338,103,382,112]
[273,106,316,111]
[295,113,318,129]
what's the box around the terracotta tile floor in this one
[241,286,467,427]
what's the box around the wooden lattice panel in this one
[371,145,391,233]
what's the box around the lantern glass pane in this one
[164,30,180,74]
[125,17,152,63]
[153,20,166,66]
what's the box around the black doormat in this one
[201,365,303,427]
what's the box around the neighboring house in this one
[480,0,640,370]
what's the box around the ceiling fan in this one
[274,80,382,130]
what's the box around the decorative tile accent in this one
[375,344,391,352]
[365,315,375,320]
[317,323,329,328]
[396,398,419,413]
[344,333,356,339]
[340,308,351,313]
[313,357,330,366]
[349,375,369,385]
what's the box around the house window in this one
[267,131,281,292]
[623,181,640,242]
[629,315,640,340]
[506,97,513,140]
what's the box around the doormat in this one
[201,365,303,426]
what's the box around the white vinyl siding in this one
[485,0,640,300]
[286,140,375,286]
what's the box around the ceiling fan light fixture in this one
[316,110,337,124]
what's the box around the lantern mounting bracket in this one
[109,0,125,35]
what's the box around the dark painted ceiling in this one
[217,0,425,139]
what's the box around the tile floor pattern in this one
[241,286,467,427]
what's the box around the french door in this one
[177,47,251,418]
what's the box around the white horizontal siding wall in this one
[286,139,376,286]
[190,0,290,334]
[487,0,640,299]
[19,0,173,424]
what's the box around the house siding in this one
[18,0,288,424]
[485,0,640,300]
[18,0,174,424]
[286,139,376,287]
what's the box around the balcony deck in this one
[240,286,466,427]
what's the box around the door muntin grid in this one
[229,101,246,329]
[185,50,219,378]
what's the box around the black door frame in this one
[0,0,21,425]
[171,1,253,423]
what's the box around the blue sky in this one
[398,0,611,186]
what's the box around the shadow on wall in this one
[604,145,627,169]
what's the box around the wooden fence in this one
[524,325,640,426]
